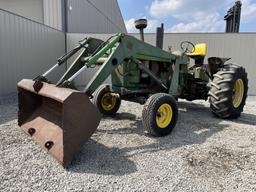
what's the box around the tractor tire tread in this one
[142,93,178,137]
[209,64,248,119]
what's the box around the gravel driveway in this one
[1,95,256,192]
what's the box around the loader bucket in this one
[17,79,101,167]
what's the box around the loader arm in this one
[58,34,177,96]
[83,34,182,96]
[32,33,187,98]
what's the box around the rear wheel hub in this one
[232,79,244,108]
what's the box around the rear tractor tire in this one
[209,64,248,119]
[92,85,121,116]
[142,93,178,137]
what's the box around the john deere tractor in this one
[17,19,248,167]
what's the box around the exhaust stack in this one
[156,23,164,49]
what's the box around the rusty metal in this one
[17,79,101,167]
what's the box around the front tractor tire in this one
[92,85,121,116]
[209,64,248,119]
[142,93,178,137]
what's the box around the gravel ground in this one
[0,95,256,192]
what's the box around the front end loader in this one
[17,21,248,167]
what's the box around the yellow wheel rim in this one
[156,103,173,128]
[232,79,244,108]
[101,93,117,111]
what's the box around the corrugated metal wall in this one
[0,0,64,31]
[66,0,127,33]
[0,9,66,96]
[0,0,44,23]
[67,33,256,95]
[43,0,63,31]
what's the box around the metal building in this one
[66,0,127,33]
[0,0,44,23]
[0,8,65,96]
[0,0,127,33]
[0,0,63,31]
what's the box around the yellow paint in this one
[187,43,207,56]
[101,93,117,111]
[232,79,244,108]
[156,103,173,128]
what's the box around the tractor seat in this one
[187,43,207,66]
[187,43,207,58]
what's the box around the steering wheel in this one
[180,41,195,53]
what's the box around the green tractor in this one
[17,20,248,167]
[91,38,248,136]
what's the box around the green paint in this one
[53,33,210,102]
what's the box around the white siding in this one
[43,0,63,31]
[0,9,66,96]
[0,0,43,23]
[67,0,127,33]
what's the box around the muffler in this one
[17,79,101,167]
